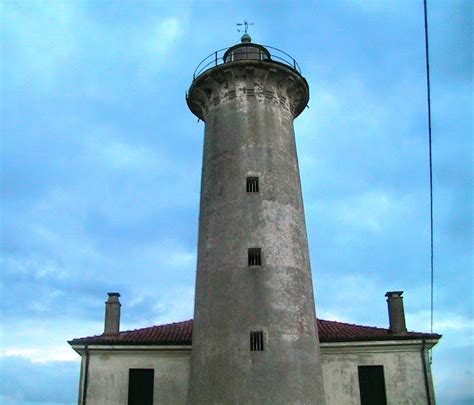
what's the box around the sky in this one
[0,0,472,403]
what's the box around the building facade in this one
[70,305,439,405]
[70,36,440,404]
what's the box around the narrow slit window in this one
[246,177,259,193]
[248,248,262,266]
[250,331,264,351]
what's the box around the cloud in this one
[0,356,78,404]
[315,191,412,235]
[150,286,195,325]
[407,309,474,348]
[1,2,188,93]
[1,1,80,88]
[148,17,183,55]
[435,343,474,404]
[83,134,164,171]
[315,273,389,328]
[2,348,77,364]
[0,0,471,403]
[0,315,100,363]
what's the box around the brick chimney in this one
[385,291,407,334]
[104,292,121,335]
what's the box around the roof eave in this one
[69,335,441,353]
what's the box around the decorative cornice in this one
[320,338,440,354]
[187,60,309,121]
[71,338,440,357]
[70,344,192,355]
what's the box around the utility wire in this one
[423,0,434,362]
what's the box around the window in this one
[248,248,262,266]
[358,366,387,405]
[250,331,264,351]
[246,177,259,193]
[128,369,154,405]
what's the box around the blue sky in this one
[0,0,471,403]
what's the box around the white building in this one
[69,291,440,404]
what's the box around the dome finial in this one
[241,33,251,43]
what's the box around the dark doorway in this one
[128,369,154,405]
[358,365,387,405]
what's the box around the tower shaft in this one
[187,54,325,404]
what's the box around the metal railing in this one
[192,44,302,80]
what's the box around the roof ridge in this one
[69,318,441,345]
[318,318,389,330]
[120,319,193,334]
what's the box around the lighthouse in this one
[68,30,442,405]
[186,34,326,404]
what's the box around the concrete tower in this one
[186,35,325,404]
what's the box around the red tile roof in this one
[317,319,439,342]
[69,319,440,346]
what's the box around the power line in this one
[423,0,434,361]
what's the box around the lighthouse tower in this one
[186,34,325,404]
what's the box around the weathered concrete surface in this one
[79,348,190,405]
[74,341,436,404]
[321,341,434,405]
[187,58,326,404]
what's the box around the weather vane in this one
[236,20,254,34]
